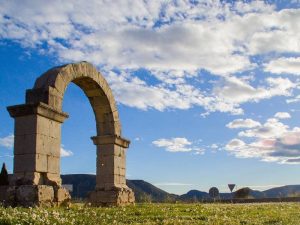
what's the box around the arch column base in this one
[88,187,135,206]
[5,185,71,207]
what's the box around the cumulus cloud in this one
[60,145,73,157]
[1,1,300,114]
[107,70,238,113]
[225,117,300,164]
[0,134,14,149]
[152,137,204,154]
[264,57,300,75]
[226,119,261,129]
[213,76,296,106]
[274,112,291,119]
[152,138,193,152]
[107,70,296,114]
[238,118,288,139]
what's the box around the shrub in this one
[234,187,251,199]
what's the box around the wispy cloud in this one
[0,154,13,158]
[0,134,14,149]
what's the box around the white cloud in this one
[0,134,14,149]
[238,118,288,139]
[210,144,219,149]
[274,112,291,119]
[108,70,296,114]
[226,119,261,129]
[152,137,193,152]
[225,117,300,164]
[264,57,300,75]
[226,139,246,151]
[152,137,204,155]
[213,76,296,107]
[60,145,73,157]
[107,70,241,114]
[1,1,300,114]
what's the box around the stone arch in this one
[7,62,135,206]
[28,62,121,136]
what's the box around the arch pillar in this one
[6,102,71,206]
[89,135,135,206]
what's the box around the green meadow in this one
[0,203,300,225]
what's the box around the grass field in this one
[0,203,300,225]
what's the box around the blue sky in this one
[1,0,300,194]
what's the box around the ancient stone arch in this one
[7,62,135,206]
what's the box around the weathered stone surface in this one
[54,186,71,205]
[92,135,130,148]
[14,154,37,173]
[5,185,71,207]
[45,173,62,186]
[7,103,69,123]
[12,172,41,185]
[6,62,134,207]
[16,185,54,207]
[89,187,135,206]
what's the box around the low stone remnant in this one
[6,62,135,206]
[89,187,135,206]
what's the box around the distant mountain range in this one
[61,174,300,202]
